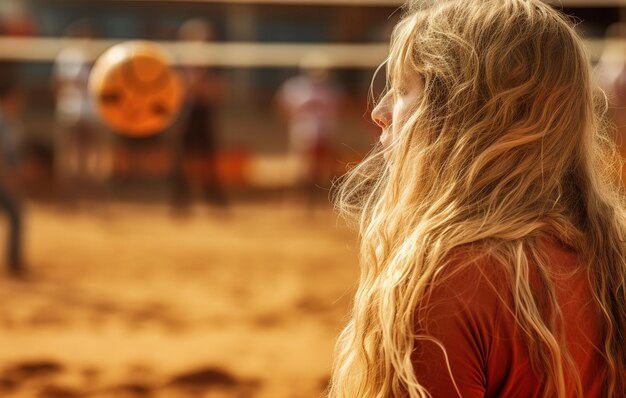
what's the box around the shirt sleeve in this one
[412,256,507,398]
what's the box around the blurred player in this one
[276,53,343,207]
[171,19,227,210]
[0,71,24,276]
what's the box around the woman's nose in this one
[371,94,391,128]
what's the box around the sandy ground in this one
[0,201,359,398]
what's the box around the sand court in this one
[0,202,357,398]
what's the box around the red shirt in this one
[412,237,606,397]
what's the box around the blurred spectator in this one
[596,23,626,180]
[276,53,343,206]
[0,67,24,276]
[52,20,109,202]
[595,23,626,97]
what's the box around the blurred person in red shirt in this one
[276,54,343,207]
[328,1,626,397]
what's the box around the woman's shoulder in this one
[420,236,581,330]
[423,247,511,312]
[426,235,578,307]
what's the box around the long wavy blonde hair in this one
[328,1,626,397]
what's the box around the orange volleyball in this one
[89,41,184,137]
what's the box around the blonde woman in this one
[329,1,626,397]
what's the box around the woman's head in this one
[331,1,626,397]
[365,0,609,231]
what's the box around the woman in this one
[329,1,625,397]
